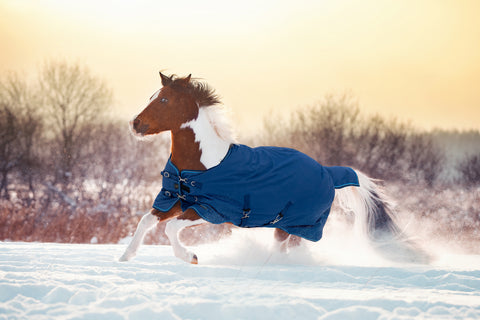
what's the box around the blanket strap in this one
[161,170,202,189]
[266,201,292,226]
[239,194,251,227]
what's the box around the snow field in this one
[1,227,479,320]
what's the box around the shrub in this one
[458,153,480,188]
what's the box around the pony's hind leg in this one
[165,209,205,264]
[119,210,159,261]
[274,228,302,252]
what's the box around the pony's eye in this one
[160,97,168,103]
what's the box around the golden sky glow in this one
[1,0,479,132]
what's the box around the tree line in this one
[0,61,169,243]
[0,62,479,244]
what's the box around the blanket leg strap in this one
[239,194,251,227]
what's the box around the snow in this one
[1,229,480,320]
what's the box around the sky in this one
[1,0,479,133]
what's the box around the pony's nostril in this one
[132,118,142,131]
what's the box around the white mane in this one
[181,105,237,169]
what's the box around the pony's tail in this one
[335,171,431,264]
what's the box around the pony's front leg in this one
[119,206,181,262]
[165,209,204,264]
[119,211,159,261]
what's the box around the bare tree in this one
[354,116,411,180]
[262,94,361,165]
[38,61,113,186]
[0,105,18,199]
[0,73,42,200]
[294,94,361,165]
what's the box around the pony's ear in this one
[177,74,192,87]
[159,72,172,86]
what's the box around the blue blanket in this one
[153,144,359,241]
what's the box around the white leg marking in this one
[274,235,302,253]
[165,218,204,264]
[119,213,158,261]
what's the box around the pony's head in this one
[131,72,220,136]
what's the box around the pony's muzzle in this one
[131,117,149,135]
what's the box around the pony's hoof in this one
[190,254,198,264]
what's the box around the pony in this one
[119,72,429,265]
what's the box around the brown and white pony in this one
[119,72,429,265]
